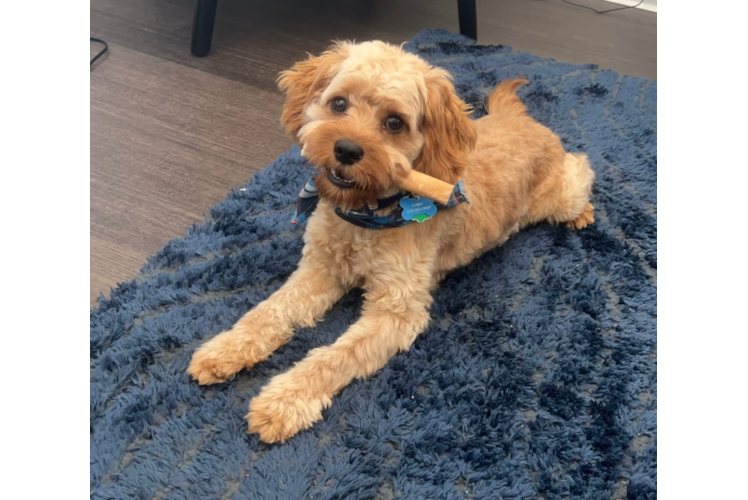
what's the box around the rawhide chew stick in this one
[396,169,455,205]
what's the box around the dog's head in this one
[278,41,477,210]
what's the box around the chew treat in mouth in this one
[300,143,457,204]
[395,168,455,205]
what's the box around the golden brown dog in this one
[187,41,595,443]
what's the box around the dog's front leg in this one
[246,258,434,443]
[187,258,346,385]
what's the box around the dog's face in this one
[278,41,477,210]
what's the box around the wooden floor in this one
[90,0,656,305]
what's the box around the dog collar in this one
[291,178,470,229]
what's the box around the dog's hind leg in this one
[565,201,595,230]
[557,153,595,230]
[187,259,346,385]
[526,152,595,230]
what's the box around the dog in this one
[187,41,595,443]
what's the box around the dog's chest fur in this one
[304,202,449,288]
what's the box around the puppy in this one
[187,41,595,443]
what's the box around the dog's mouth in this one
[327,168,357,189]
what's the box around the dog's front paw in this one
[187,332,250,385]
[247,375,331,443]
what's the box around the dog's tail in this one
[487,78,529,117]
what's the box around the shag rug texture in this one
[90,30,657,500]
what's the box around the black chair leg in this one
[457,0,477,41]
[191,0,218,57]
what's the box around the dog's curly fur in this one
[187,41,595,443]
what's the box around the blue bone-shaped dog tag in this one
[399,196,437,223]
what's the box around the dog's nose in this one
[334,139,364,165]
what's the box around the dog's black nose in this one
[334,139,364,165]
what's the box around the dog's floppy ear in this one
[277,44,348,140]
[414,69,477,184]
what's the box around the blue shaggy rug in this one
[90,30,656,499]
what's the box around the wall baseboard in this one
[601,0,657,13]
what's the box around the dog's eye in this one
[331,97,347,113]
[384,116,404,132]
